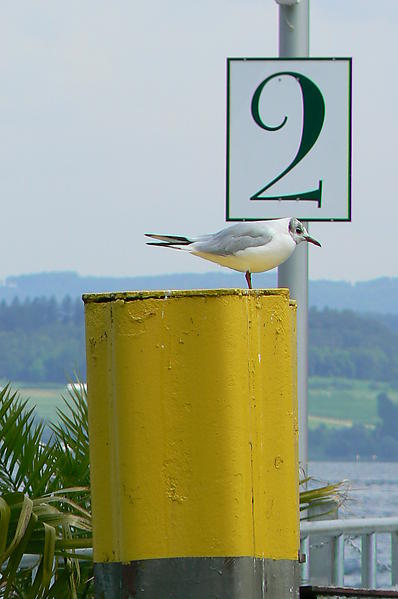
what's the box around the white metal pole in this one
[361,532,377,587]
[276,0,310,473]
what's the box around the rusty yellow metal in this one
[83,289,299,564]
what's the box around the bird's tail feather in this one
[146,241,183,249]
[145,233,192,246]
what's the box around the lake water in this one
[308,461,398,588]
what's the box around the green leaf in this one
[41,522,56,592]
[3,502,38,597]
[0,496,11,555]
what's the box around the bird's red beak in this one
[305,235,321,247]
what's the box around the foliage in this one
[0,297,84,383]
[377,392,398,438]
[0,491,92,598]
[309,306,398,382]
[50,384,90,499]
[0,385,92,598]
[299,475,349,519]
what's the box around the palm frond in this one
[299,476,350,519]
[0,491,92,598]
[0,383,93,597]
[50,381,90,492]
[0,386,57,497]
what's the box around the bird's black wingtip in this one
[146,241,174,247]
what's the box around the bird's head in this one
[288,217,321,247]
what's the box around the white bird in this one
[145,217,321,289]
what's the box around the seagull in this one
[145,217,321,289]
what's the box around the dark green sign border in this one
[226,57,352,223]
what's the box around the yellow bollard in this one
[83,289,299,598]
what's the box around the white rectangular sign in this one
[226,58,352,221]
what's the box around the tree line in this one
[0,298,397,384]
[0,296,85,382]
[309,306,398,383]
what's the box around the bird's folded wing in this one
[194,224,274,256]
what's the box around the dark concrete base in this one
[95,556,299,598]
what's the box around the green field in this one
[309,377,398,429]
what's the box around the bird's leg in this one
[245,271,252,289]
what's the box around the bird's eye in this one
[296,227,303,234]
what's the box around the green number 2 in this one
[250,71,325,206]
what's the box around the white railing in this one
[301,517,398,588]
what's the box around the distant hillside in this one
[1,271,275,301]
[309,307,398,380]
[2,271,398,314]
[1,296,398,385]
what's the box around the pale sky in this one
[0,1,396,282]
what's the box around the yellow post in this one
[83,289,299,598]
